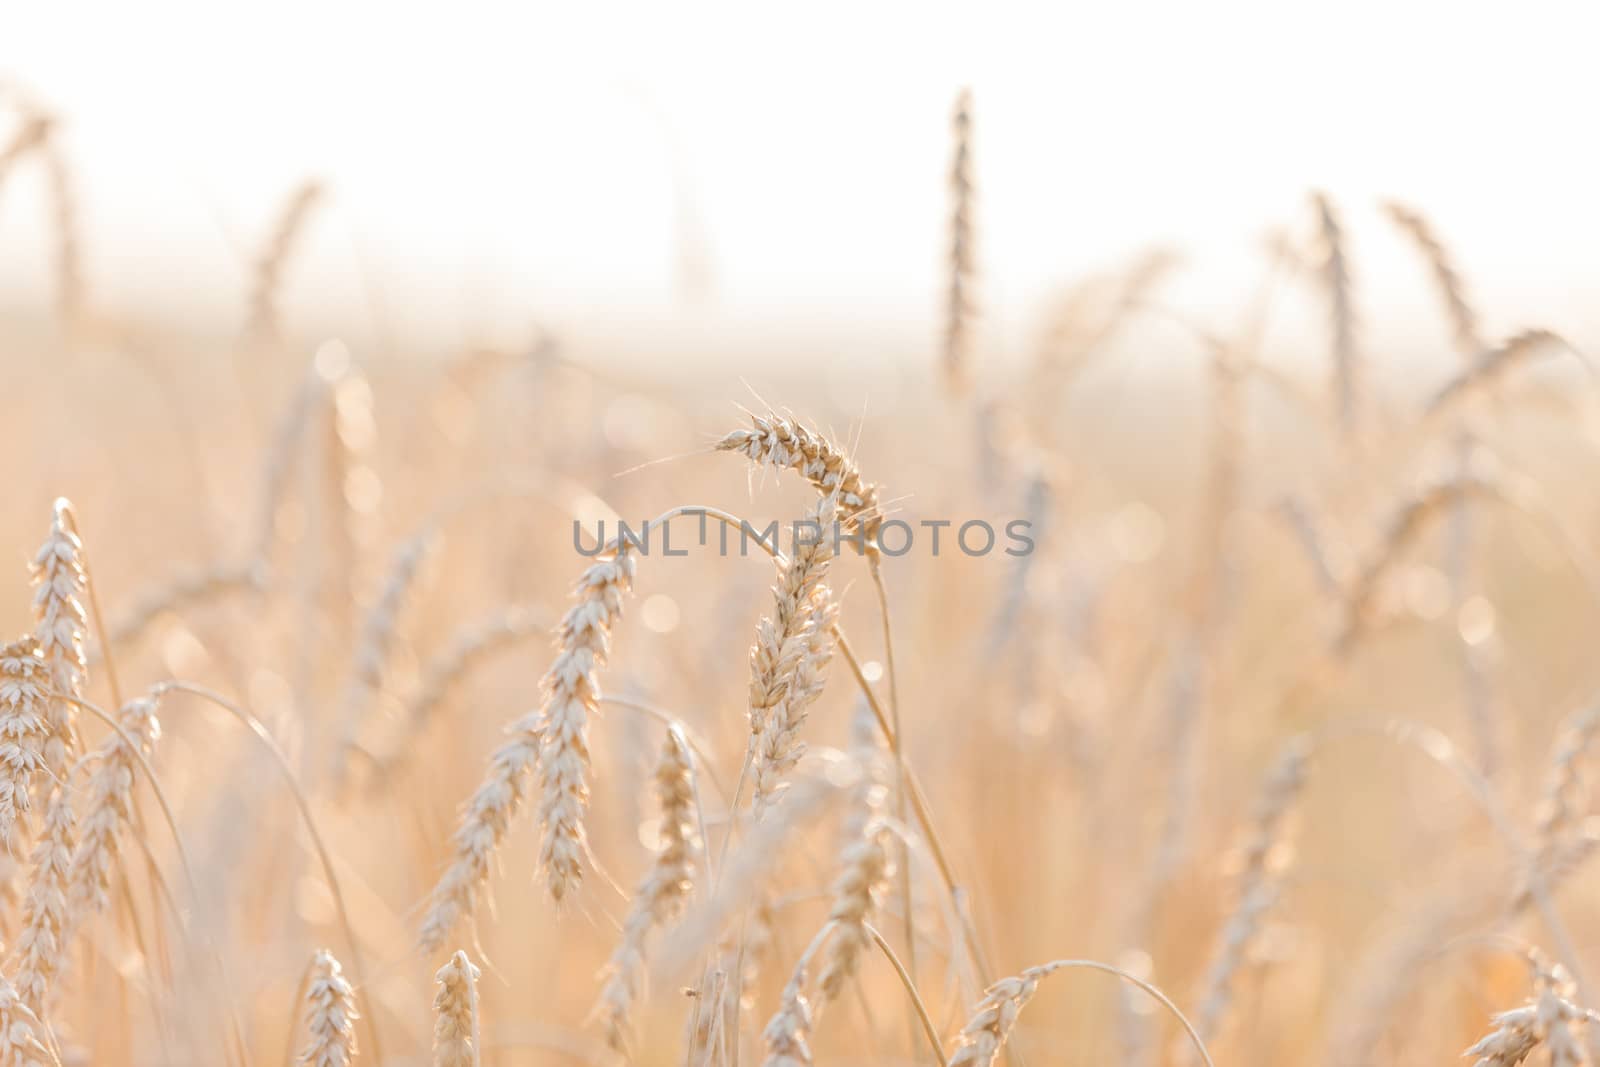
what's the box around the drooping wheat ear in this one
[67,695,161,921]
[943,87,976,395]
[761,962,816,1067]
[368,605,546,783]
[299,949,359,1067]
[0,974,50,1065]
[1426,329,1572,416]
[1464,955,1597,1067]
[432,949,481,1067]
[816,701,892,1006]
[336,527,441,772]
[539,543,637,903]
[107,559,265,648]
[31,501,88,780]
[11,782,75,1016]
[1311,191,1358,436]
[250,180,325,340]
[418,712,541,952]
[1192,736,1312,1043]
[0,639,51,853]
[592,729,700,1051]
[949,968,1049,1067]
[1336,472,1496,654]
[716,413,882,552]
[1381,200,1482,357]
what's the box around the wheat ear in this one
[716,413,882,551]
[299,949,359,1067]
[943,87,976,395]
[1381,200,1482,356]
[592,728,700,1051]
[0,639,51,854]
[1465,954,1596,1067]
[816,700,892,1006]
[10,781,75,1016]
[250,180,325,340]
[433,949,481,1067]
[31,502,87,780]
[66,695,161,922]
[1427,329,1571,415]
[1311,191,1358,436]
[0,974,51,1065]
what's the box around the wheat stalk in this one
[298,949,359,1067]
[1381,200,1482,357]
[432,949,481,1067]
[592,728,700,1051]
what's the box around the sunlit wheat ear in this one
[12,781,74,1015]
[433,949,480,1067]
[418,712,540,952]
[1426,329,1571,416]
[686,898,775,1064]
[943,86,976,396]
[761,963,815,1067]
[716,412,882,552]
[0,975,50,1066]
[250,180,325,340]
[0,639,51,853]
[67,695,161,921]
[592,729,700,1051]
[1381,200,1482,357]
[255,365,332,564]
[107,559,265,648]
[31,501,88,780]
[1528,705,1600,883]
[1336,472,1495,653]
[538,543,637,903]
[1193,736,1311,1043]
[816,702,892,1007]
[752,607,836,818]
[299,949,359,1067]
[1464,955,1596,1067]
[949,969,1048,1067]
[336,527,441,775]
[1311,191,1358,436]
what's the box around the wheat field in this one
[1,73,1600,1067]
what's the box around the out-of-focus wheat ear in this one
[31,501,88,781]
[1311,191,1358,437]
[298,949,359,1067]
[943,87,976,396]
[1192,736,1312,1045]
[36,118,83,330]
[0,111,50,187]
[592,728,700,1051]
[0,974,51,1066]
[66,695,162,923]
[538,542,637,903]
[816,701,892,1007]
[1426,329,1573,416]
[432,949,481,1067]
[761,964,816,1067]
[106,559,266,650]
[12,780,76,1016]
[1530,705,1600,876]
[716,412,882,554]
[249,180,325,341]
[1381,200,1483,358]
[255,362,335,566]
[334,526,441,781]
[0,639,52,854]
[1335,472,1496,654]
[417,711,541,952]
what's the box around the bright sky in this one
[4,0,1598,361]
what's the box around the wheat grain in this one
[432,949,480,1067]
[592,728,700,1051]
[298,949,358,1067]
